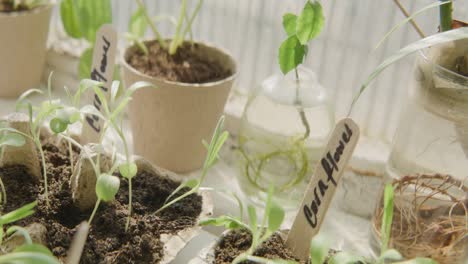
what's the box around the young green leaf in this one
[350,27,468,112]
[282,13,298,36]
[278,35,306,74]
[130,7,148,37]
[164,178,199,204]
[0,201,37,225]
[267,201,284,233]
[199,216,246,230]
[95,174,120,202]
[119,162,138,179]
[247,205,258,235]
[60,0,82,38]
[379,249,403,262]
[50,118,69,134]
[14,243,54,256]
[296,1,324,45]
[78,48,93,79]
[7,226,33,245]
[0,252,60,264]
[310,235,330,264]
[395,258,438,264]
[75,0,112,43]
[0,133,26,148]
[381,184,395,253]
[328,252,365,264]
[15,89,43,112]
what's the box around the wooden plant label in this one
[285,118,360,260]
[81,24,117,144]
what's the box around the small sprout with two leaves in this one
[199,185,286,264]
[128,0,203,55]
[0,201,60,264]
[155,115,229,214]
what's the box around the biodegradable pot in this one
[121,42,237,173]
[0,4,52,97]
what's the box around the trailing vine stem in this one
[294,68,311,141]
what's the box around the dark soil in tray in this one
[0,135,203,263]
[214,229,306,264]
[126,40,232,84]
[0,0,29,12]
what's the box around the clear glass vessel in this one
[236,66,334,210]
[371,44,468,264]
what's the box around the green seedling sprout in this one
[129,0,203,55]
[156,115,229,214]
[15,74,64,208]
[0,201,60,264]
[200,185,285,264]
[60,0,112,78]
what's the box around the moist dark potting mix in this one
[127,40,232,84]
[214,229,306,264]
[0,135,203,263]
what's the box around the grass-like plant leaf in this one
[350,27,468,112]
[0,201,37,226]
[296,0,324,45]
[381,184,395,254]
[129,7,148,38]
[374,1,451,50]
[6,226,33,245]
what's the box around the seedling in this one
[60,0,112,78]
[0,201,60,264]
[128,0,203,55]
[200,185,285,264]
[156,115,229,214]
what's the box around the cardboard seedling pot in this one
[121,41,237,173]
[0,4,52,97]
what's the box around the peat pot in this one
[371,41,468,264]
[0,3,52,97]
[121,41,237,173]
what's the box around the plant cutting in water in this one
[237,0,325,201]
[199,185,286,264]
[0,201,60,263]
[60,0,112,78]
[128,0,203,55]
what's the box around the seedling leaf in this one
[14,243,54,256]
[0,201,37,225]
[282,13,297,36]
[60,0,82,38]
[267,202,284,233]
[50,118,69,134]
[130,7,148,37]
[379,249,403,262]
[95,174,120,202]
[310,235,330,264]
[78,48,93,79]
[199,216,246,230]
[328,252,365,264]
[395,258,438,264]
[7,226,33,245]
[247,205,257,235]
[164,179,199,204]
[119,162,138,179]
[0,133,26,148]
[296,1,324,45]
[278,35,306,74]
[0,252,60,264]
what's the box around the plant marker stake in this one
[285,118,360,260]
[81,24,117,144]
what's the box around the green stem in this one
[88,199,101,225]
[135,0,167,49]
[294,68,310,140]
[169,0,187,54]
[439,0,453,32]
[0,176,7,206]
[182,0,203,44]
[68,139,74,174]
[36,138,49,208]
[125,178,132,232]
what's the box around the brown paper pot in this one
[0,4,52,98]
[121,42,237,173]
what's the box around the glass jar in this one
[236,66,334,210]
[371,42,468,264]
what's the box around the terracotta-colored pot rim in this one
[0,2,53,18]
[121,39,238,88]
